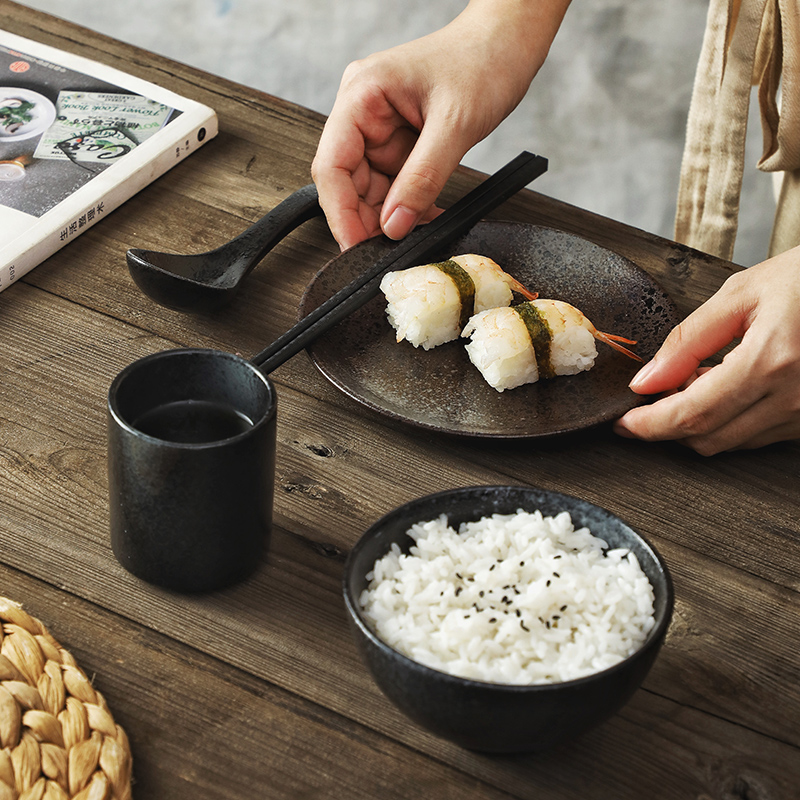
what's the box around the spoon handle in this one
[222,183,322,273]
[251,152,548,373]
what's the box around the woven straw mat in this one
[0,597,132,800]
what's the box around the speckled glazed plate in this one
[299,222,679,439]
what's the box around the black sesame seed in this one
[553,615,560,620]
[546,580,551,587]
[489,618,497,623]
[560,605,567,611]
[553,572,560,578]
[554,554,562,559]
[455,587,462,597]
[516,609,522,617]
[519,561,525,567]
[521,621,530,632]
[455,572,463,580]
[489,564,496,571]
[546,621,551,629]
[479,591,484,598]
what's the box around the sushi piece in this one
[379,254,536,350]
[461,306,540,392]
[463,299,642,392]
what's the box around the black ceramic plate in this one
[299,222,679,439]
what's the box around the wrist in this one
[458,0,571,79]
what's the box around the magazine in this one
[0,29,218,291]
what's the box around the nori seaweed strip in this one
[433,259,475,330]
[514,301,555,379]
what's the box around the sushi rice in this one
[379,254,527,350]
[463,302,599,392]
[359,510,656,685]
[380,255,638,390]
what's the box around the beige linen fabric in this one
[675,0,800,260]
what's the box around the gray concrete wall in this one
[16,0,774,266]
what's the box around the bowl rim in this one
[343,484,674,693]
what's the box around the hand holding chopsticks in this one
[251,151,547,372]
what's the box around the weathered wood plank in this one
[1,478,797,799]
[0,565,524,800]
[1,286,798,779]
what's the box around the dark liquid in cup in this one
[133,399,254,443]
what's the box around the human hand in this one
[613,247,800,454]
[311,0,570,250]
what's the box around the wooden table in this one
[2,3,798,798]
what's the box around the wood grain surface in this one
[1,3,798,798]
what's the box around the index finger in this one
[617,346,767,446]
[630,277,749,395]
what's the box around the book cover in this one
[0,29,218,291]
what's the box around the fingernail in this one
[382,206,418,240]
[629,359,656,390]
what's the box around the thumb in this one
[379,126,468,240]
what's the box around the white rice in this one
[549,325,597,375]
[463,307,539,392]
[380,266,461,350]
[359,510,656,685]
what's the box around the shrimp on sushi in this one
[462,298,642,392]
[379,254,536,350]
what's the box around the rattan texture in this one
[0,598,132,800]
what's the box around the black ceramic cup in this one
[107,348,276,592]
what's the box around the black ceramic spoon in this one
[126,182,323,313]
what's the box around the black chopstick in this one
[251,151,548,372]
